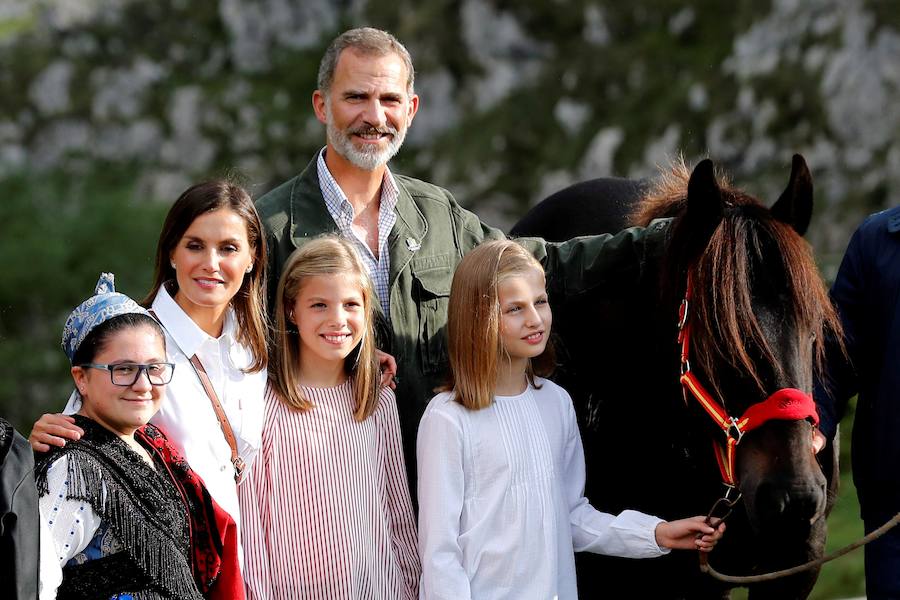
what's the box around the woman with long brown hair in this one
[31,181,269,562]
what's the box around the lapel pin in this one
[406,237,421,252]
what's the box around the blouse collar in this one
[151,283,239,360]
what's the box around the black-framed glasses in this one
[79,362,175,386]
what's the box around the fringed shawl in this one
[35,416,204,600]
[137,422,241,598]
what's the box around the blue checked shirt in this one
[317,148,398,321]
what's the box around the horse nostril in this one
[754,481,824,527]
[756,481,789,520]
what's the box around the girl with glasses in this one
[36,274,241,599]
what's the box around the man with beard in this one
[256,27,667,490]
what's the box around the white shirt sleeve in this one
[38,518,61,600]
[416,403,472,600]
[38,455,103,599]
[559,389,670,558]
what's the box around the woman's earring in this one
[246,264,253,274]
[170,261,176,270]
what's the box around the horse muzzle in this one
[752,479,827,531]
[738,420,828,535]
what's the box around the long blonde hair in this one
[270,236,381,421]
[445,240,555,410]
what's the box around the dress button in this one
[221,465,227,472]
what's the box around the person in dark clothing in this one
[256,27,670,494]
[1,416,39,600]
[815,206,900,600]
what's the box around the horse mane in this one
[628,157,730,227]
[630,158,842,404]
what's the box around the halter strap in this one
[677,274,819,488]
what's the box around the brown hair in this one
[445,240,555,410]
[318,27,415,96]
[632,158,842,400]
[142,180,268,372]
[270,236,381,421]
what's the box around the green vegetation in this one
[0,166,168,429]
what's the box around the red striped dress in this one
[238,381,420,599]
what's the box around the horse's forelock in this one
[690,209,841,408]
[692,215,783,404]
[630,159,841,408]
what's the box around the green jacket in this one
[256,156,670,480]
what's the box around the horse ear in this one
[684,159,724,257]
[771,154,813,236]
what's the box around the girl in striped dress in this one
[416,240,724,599]
[239,236,419,599]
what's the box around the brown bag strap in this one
[188,355,244,481]
[148,310,245,483]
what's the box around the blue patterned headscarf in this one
[61,273,148,364]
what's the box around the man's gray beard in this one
[325,111,407,171]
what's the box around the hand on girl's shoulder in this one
[29,413,82,452]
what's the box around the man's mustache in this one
[348,124,398,137]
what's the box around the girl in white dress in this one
[416,240,725,600]
[239,236,419,599]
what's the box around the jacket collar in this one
[290,155,339,241]
[888,210,900,234]
[290,152,428,285]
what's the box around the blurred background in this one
[2,1,897,596]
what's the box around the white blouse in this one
[38,455,102,600]
[64,285,267,537]
[416,378,668,600]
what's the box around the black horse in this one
[511,156,841,599]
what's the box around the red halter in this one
[677,274,819,489]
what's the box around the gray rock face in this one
[218,0,340,72]
[90,59,166,121]
[1,0,897,263]
[29,61,74,116]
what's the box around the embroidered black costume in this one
[35,416,203,600]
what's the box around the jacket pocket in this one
[411,255,453,375]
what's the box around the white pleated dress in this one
[416,378,668,600]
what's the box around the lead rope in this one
[700,501,900,583]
